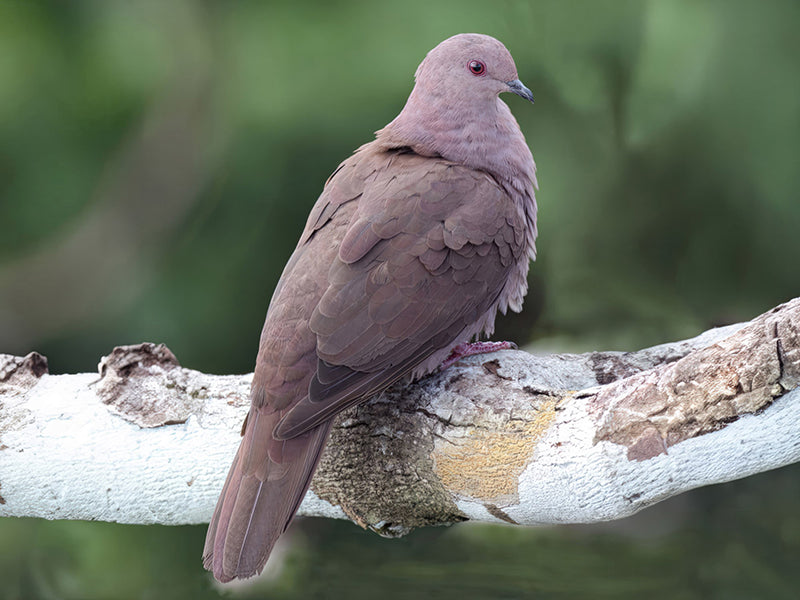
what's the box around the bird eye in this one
[468,60,486,76]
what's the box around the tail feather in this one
[203,407,332,582]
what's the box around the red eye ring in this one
[468,60,486,76]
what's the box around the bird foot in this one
[440,341,517,371]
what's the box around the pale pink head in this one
[378,33,536,203]
[413,33,534,105]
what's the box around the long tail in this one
[203,407,332,582]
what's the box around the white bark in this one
[0,298,798,535]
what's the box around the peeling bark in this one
[0,298,798,533]
[590,303,799,460]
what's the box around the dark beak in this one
[506,79,534,103]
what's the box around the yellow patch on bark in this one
[432,399,558,506]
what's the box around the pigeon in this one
[204,32,537,582]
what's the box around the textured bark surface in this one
[590,301,800,460]
[0,298,798,532]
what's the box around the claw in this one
[440,341,517,370]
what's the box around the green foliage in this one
[1,1,798,598]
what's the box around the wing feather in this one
[276,156,526,439]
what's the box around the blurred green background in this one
[1,0,798,598]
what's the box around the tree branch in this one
[1,298,798,536]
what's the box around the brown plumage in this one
[203,33,537,582]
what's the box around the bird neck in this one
[375,90,537,204]
[375,89,538,257]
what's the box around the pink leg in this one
[440,341,517,371]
